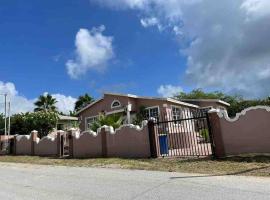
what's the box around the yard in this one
[0,155,270,177]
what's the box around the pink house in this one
[76,93,230,132]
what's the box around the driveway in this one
[0,163,269,200]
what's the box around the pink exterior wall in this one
[35,136,58,156]
[79,94,130,131]
[106,125,150,158]
[16,135,31,155]
[73,133,102,158]
[210,107,270,156]
[78,93,197,132]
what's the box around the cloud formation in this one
[66,25,114,79]
[0,81,77,115]
[92,0,270,98]
[157,85,183,97]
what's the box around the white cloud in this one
[52,94,77,114]
[92,0,149,9]
[66,25,114,79]
[140,17,163,30]
[0,81,77,115]
[91,0,270,98]
[157,85,183,97]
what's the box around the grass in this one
[0,155,270,177]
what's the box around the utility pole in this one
[8,101,11,136]
[4,93,7,137]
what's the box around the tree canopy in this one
[175,89,270,117]
[34,94,57,112]
[74,93,94,112]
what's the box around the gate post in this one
[208,110,226,158]
[13,135,17,155]
[148,120,158,158]
[56,130,64,157]
[30,130,38,156]
[67,129,74,158]
[100,127,108,158]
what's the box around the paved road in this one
[0,163,269,200]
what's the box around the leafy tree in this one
[0,113,5,135]
[34,94,57,112]
[175,89,270,117]
[10,112,59,138]
[90,114,123,132]
[74,93,94,112]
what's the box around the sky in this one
[1,0,270,114]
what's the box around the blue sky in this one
[0,0,186,98]
[1,0,270,113]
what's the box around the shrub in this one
[90,114,123,132]
[10,111,59,138]
[199,129,210,142]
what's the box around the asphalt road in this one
[0,163,269,200]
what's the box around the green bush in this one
[10,111,59,138]
[90,114,123,132]
[199,129,210,142]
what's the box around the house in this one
[57,115,78,131]
[181,99,230,111]
[76,93,230,132]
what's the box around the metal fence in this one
[152,108,214,157]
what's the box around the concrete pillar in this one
[30,130,38,156]
[67,129,74,158]
[13,135,17,155]
[100,128,108,158]
[208,111,226,158]
[56,130,64,157]
[147,120,159,158]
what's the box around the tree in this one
[74,93,94,112]
[176,88,228,100]
[175,89,243,117]
[10,112,59,138]
[90,114,123,132]
[0,113,4,135]
[34,94,57,112]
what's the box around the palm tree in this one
[90,114,123,132]
[74,93,94,112]
[34,94,57,112]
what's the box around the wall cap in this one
[217,106,270,122]
[77,120,148,139]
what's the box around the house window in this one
[86,116,97,130]
[111,100,121,109]
[172,106,182,124]
[144,106,159,120]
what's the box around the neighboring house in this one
[181,99,230,111]
[57,115,78,131]
[76,93,230,132]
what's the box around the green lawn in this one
[0,155,270,177]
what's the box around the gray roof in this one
[58,115,78,121]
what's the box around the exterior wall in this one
[79,94,130,131]
[35,136,58,156]
[16,135,31,155]
[73,132,102,158]
[209,106,270,157]
[78,94,197,132]
[9,122,150,158]
[106,124,150,158]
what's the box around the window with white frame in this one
[144,106,159,120]
[172,106,183,124]
[111,100,121,109]
[86,116,97,130]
